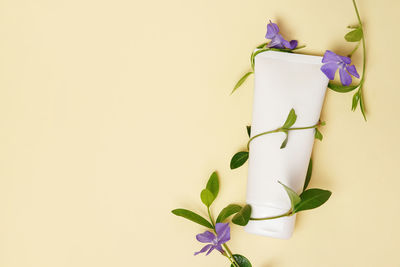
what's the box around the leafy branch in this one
[231,43,305,94]
[328,0,367,120]
[230,108,325,170]
[172,166,331,265]
[172,172,251,267]
[227,159,331,225]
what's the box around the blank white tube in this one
[244,51,329,239]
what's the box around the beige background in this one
[0,0,399,266]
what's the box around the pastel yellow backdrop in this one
[0,0,398,266]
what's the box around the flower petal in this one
[321,62,339,80]
[205,246,215,256]
[196,231,215,243]
[338,55,351,64]
[266,21,280,39]
[267,35,285,49]
[194,244,212,256]
[322,50,340,63]
[339,67,352,86]
[281,39,298,49]
[287,40,298,49]
[215,223,230,244]
[346,64,360,78]
[215,244,224,253]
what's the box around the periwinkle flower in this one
[265,20,298,50]
[321,50,360,86]
[194,223,230,256]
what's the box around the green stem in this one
[348,41,360,57]
[207,207,215,228]
[352,0,367,120]
[223,244,239,267]
[250,210,292,221]
[247,128,280,149]
[223,252,237,266]
[247,121,322,150]
[251,45,306,69]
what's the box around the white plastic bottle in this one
[244,50,329,239]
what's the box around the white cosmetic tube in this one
[244,51,329,239]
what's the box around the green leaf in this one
[231,254,252,267]
[230,151,249,169]
[200,189,215,207]
[345,28,363,42]
[246,125,251,137]
[231,72,253,94]
[278,181,301,211]
[315,128,323,141]
[282,108,297,129]
[352,91,360,111]
[232,204,252,226]
[303,158,312,192]
[206,172,219,199]
[328,82,359,93]
[294,189,332,213]
[359,89,367,121]
[280,131,289,149]
[256,42,268,49]
[216,204,242,223]
[171,209,213,229]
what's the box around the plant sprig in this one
[172,167,330,266]
[172,172,251,267]
[328,0,367,120]
[231,43,306,95]
[228,159,331,224]
[230,108,325,170]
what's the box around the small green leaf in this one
[206,172,219,199]
[231,72,253,94]
[200,189,215,207]
[280,131,289,149]
[256,42,268,49]
[232,204,252,226]
[352,91,360,111]
[303,158,312,192]
[345,28,363,42]
[171,209,213,229]
[282,108,297,129]
[328,82,359,93]
[315,128,323,141]
[293,44,306,50]
[230,151,249,169]
[231,254,252,267]
[294,189,332,213]
[246,125,251,137]
[359,89,367,121]
[278,181,301,211]
[216,204,242,223]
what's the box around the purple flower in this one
[321,50,360,86]
[265,21,298,50]
[194,223,230,256]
